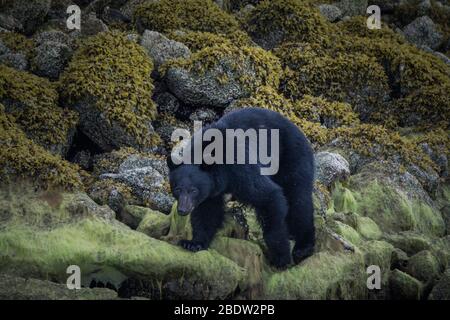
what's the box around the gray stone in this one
[32,42,72,79]
[1,0,51,35]
[403,16,443,50]
[0,52,28,70]
[0,40,9,55]
[189,108,219,123]
[100,154,174,213]
[0,13,23,32]
[334,0,368,16]
[33,30,72,47]
[154,92,181,114]
[81,12,109,37]
[140,30,191,71]
[318,4,342,22]
[315,151,350,187]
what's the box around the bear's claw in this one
[178,240,206,252]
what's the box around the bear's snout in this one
[177,194,194,216]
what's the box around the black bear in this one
[167,107,315,268]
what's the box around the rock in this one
[120,0,149,20]
[189,108,219,123]
[101,6,131,25]
[315,151,350,188]
[331,161,446,237]
[59,32,158,151]
[354,216,383,240]
[140,30,191,71]
[362,240,394,295]
[384,232,433,256]
[0,189,244,300]
[122,204,151,229]
[72,150,92,171]
[334,0,368,16]
[99,154,174,213]
[389,269,423,300]
[0,274,118,300]
[154,91,181,114]
[33,30,72,47]
[1,0,51,35]
[31,42,72,79]
[0,40,9,55]
[264,251,367,299]
[0,52,28,70]
[330,221,362,245]
[164,44,281,107]
[429,268,450,299]
[81,12,109,37]
[392,247,409,270]
[403,16,443,50]
[136,207,171,239]
[318,4,342,22]
[406,250,441,282]
[0,13,23,32]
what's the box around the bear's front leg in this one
[178,196,225,252]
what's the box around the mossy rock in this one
[0,274,118,300]
[277,46,389,121]
[136,207,171,239]
[330,162,445,237]
[429,268,450,300]
[163,42,282,107]
[210,236,263,298]
[59,31,159,151]
[243,0,333,50]
[354,216,383,240]
[361,240,394,285]
[0,0,51,35]
[0,107,83,190]
[406,250,441,283]
[389,269,423,300]
[0,190,244,299]
[263,251,367,299]
[167,30,254,53]
[384,232,435,256]
[329,221,362,246]
[0,31,34,57]
[133,0,239,34]
[0,65,78,156]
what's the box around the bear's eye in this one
[174,187,181,194]
[190,189,198,195]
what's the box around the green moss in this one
[334,179,446,237]
[0,107,83,190]
[210,236,263,298]
[162,202,192,243]
[389,269,423,300]
[167,30,254,52]
[407,250,441,282]
[0,65,78,150]
[243,0,334,47]
[384,232,434,256]
[0,191,244,299]
[264,251,366,299]
[331,182,358,214]
[355,216,383,241]
[134,0,239,34]
[59,31,158,148]
[0,31,34,57]
[361,240,394,286]
[164,42,282,93]
[329,221,362,246]
[136,207,171,239]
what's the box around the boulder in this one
[0,274,118,300]
[0,190,244,300]
[0,52,28,70]
[429,268,450,300]
[334,0,368,17]
[1,0,51,35]
[318,4,342,22]
[403,16,443,50]
[140,30,191,71]
[389,269,423,300]
[136,207,172,239]
[32,42,72,79]
[406,250,441,283]
[315,151,350,188]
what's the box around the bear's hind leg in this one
[286,190,315,264]
[178,195,225,252]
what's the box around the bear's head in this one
[167,160,215,216]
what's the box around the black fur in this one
[168,107,315,269]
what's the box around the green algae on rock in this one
[133,0,239,34]
[0,107,83,190]
[0,65,78,156]
[59,31,159,151]
[0,190,244,299]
